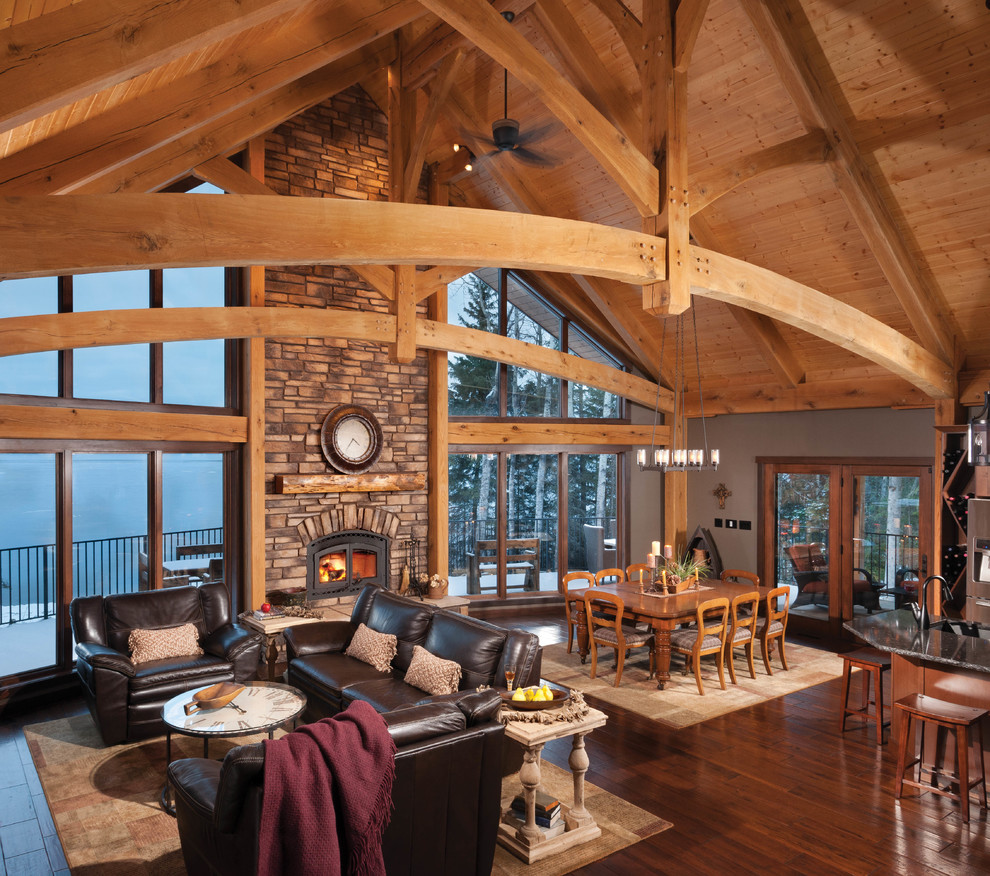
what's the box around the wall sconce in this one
[969,386,990,466]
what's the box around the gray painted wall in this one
[626,406,934,574]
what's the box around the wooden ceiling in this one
[1,0,988,415]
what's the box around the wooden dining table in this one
[574,578,769,690]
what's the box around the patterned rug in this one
[25,714,670,876]
[541,639,844,728]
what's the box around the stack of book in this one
[506,791,565,838]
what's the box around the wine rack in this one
[938,428,973,606]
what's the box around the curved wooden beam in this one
[690,245,954,399]
[0,307,668,411]
[0,195,953,398]
[0,195,664,284]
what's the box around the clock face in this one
[320,405,383,473]
[334,416,374,462]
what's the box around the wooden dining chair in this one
[669,597,730,696]
[583,589,654,686]
[757,586,791,674]
[721,568,760,587]
[725,590,761,684]
[562,570,595,654]
[625,563,651,587]
[594,567,625,585]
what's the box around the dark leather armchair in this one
[71,582,263,745]
[167,689,505,876]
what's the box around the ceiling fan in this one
[463,11,555,169]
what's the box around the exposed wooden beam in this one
[403,50,464,200]
[684,376,932,417]
[72,37,398,194]
[673,0,711,73]
[0,405,247,443]
[449,422,669,446]
[683,130,829,221]
[416,265,478,301]
[726,304,806,388]
[691,211,806,389]
[418,0,659,216]
[0,0,420,195]
[691,244,954,399]
[392,264,417,362]
[586,0,642,69]
[0,195,951,397]
[0,306,665,410]
[0,0,301,134]
[193,156,398,301]
[0,195,665,283]
[531,0,640,145]
[402,0,536,90]
[741,0,957,363]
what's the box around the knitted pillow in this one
[403,645,462,696]
[344,623,397,673]
[128,623,203,664]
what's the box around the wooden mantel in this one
[274,472,427,494]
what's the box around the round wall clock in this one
[320,405,383,474]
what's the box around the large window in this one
[446,269,627,598]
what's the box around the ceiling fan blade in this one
[515,124,555,149]
[510,147,556,168]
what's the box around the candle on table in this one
[652,540,662,557]
[664,544,673,559]
[648,553,655,568]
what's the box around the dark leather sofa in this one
[283,584,542,720]
[167,689,506,876]
[71,581,263,745]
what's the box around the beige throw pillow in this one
[345,623,397,673]
[404,645,462,696]
[129,623,203,664]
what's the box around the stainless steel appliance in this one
[967,498,990,623]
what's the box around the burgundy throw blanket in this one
[258,701,396,876]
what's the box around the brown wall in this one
[262,87,430,597]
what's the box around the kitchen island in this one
[845,609,990,772]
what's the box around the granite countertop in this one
[844,609,990,674]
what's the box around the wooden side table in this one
[239,613,325,681]
[498,706,608,864]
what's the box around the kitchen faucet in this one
[911,574,952,630]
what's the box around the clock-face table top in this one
[161,681,306,737]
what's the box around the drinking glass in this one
[505,665,517,691]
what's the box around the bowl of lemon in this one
[500,682,569,711]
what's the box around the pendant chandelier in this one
[637,307,719,473]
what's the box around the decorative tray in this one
[183,682,245,715]
[500,686,570,711]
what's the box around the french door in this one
[759,458,932,637]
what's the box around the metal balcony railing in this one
[1,527,223,625]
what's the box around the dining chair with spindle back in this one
[626,563,651,587]
[594,568,625,585]
[720,569,760,588]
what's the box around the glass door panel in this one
[851,473,923,615]
[0,453,57,678]
[775,470,832,630]
[568,453,618,573]
[162,453,224,586]
[73,453,148,598]
[448,453,497,596]
[507,453,558,593]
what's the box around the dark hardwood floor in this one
[1,608,988,875]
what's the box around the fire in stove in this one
[319,553,346,583]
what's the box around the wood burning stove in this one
[307,530,389,599]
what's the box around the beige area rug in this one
[541,639,845,729]
[26,714,670,876]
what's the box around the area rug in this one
[541,639,844,729]
[25,714,670,876]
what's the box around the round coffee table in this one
[160,680,306,813]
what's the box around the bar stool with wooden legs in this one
[839,649,891,745]
[894,693,989,823]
